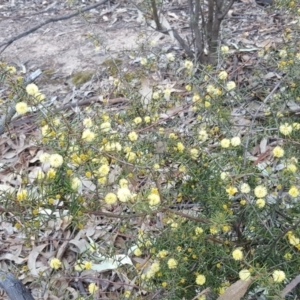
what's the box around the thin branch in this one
[0,0,109,54]
[242,76,285,166]
[218,0,235,20]
[171,28,194,58]
[150,0,162,31]
[87,207,210,224]
[0,69,42,136]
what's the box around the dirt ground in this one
[0,1,144,75]
[0,0,286,80]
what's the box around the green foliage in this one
[1,19,300,299]
[71,70,93,86]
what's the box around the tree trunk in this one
[0,272,34,300]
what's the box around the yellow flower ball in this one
[232,248,243,261]
[47,168,56,179]
[157,250,168,258]
[126,151,136,162]
[133,117,142,124]
[134,248,142,256]
[71,177,81,191]
[84,261,93,270]
[220,138,231,148]
[226,186,238,196]
[288,186,299,198]
[17,189,27,201]
[195,274,206,285]
[104,193,117,205]
[177,142,185,152]
[190,148,199,160]
[198,129,208,141]
[218,71,228,80]
[124,290,131,298]
[117,187,132,202]
[272,270,286,283]
[192,93,201,102]
[239,269,251,281]
[273,146,284,158]
[226,81,236,91]
[288,234,299,245]
[279,50,287,58]
[148,193,160,206]
[221,45,229,54]
[167,258,178,269]
[166,53,175,62]
[279,123,292,135]
[185,84,192,91]
[254,185,267,198]
[184,60,193,69]
[195,227,204,235]
[204,101,211,108]
[119,178,128,187]
[98,164,110,176]
[26,83,39,95]
[82,129,96,142]
[49,258,62,270]
[7,65,16,74]
[164,88,171,97]
[100,122,111,132]
[15,102,28,114]
[140,57,147,65]
[83,118,93,127]
[49,154,63,168]
[240,183,251,193]
[231,136,241,147]
[34,92,46,102]
[152,91,160,100]
[256,198,266,208]
[88,283,98,294]
[128,131,138,141]
[39,152,50,163]
[144,116,151,123]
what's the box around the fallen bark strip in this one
[0,0,109,54]
[0,271,34,300]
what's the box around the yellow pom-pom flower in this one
[232,248,243,261]
[272,270,286,283]
[167,258,178,269]
[15,102,28,115]
[49,258,62,270]
[195,274,206,285]
[26,83,39,95]
[104,193,117,205]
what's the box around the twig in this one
[280,274,300,297]
[242,76,285,167]
[150,0,162,31]
[218,0,235,20]
[10,97,128,128]
[87,207,210,224]
[262,217,300,263]
[0,0,109,54]
[0,69,42,136]
[191,288,211,300]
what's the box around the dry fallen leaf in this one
[217,279,253,300]
[139,77,153,109]
[28,244,49,277]
[280,274,300,297]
